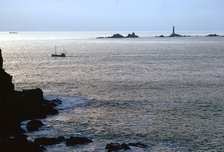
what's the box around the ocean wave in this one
[44,95,87,112]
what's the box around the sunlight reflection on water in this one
[1,35,224,151]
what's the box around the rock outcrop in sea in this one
[126,32,139,38]
[206,34,220,37]
[108,33,125,38]
[97,32,139,39]
[105,142,147,152]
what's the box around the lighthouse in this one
[169,26,182,37]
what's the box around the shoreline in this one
[0,48,97,151]
[0,48,147,152]
[0,48,62,151]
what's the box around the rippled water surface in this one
[1,32,224,151]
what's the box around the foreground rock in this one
[0,137,45,152]
[14,88,59,120]
[65,137,93,146]
[105,143,130,151]
[26,120,44,132]
[34,136,92,147]
[0,50,14,99]
[0,48,60,151]
[105,142,147,151]
[34,137,65,145]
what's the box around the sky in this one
[0,0,224,31]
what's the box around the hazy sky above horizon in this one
[0,0,224,31]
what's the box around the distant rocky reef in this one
[126,32,139,38]
[206,34,221,37]
[155,26,224,38]
[97,32,139,39]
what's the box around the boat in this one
[51,45,66,57]
[9,31,18,34]
[51,53,66,57]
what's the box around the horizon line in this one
[1,30,224,32]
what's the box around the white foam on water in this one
[44,95,87,111]
[23,95,88,137]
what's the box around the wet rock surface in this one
[105,142,147,151]
[105,143,130,151]
[34,136,65,145]
[26,120,44,132]
[0,137,45,152]
[65,136,93,146]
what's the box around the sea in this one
[0,31,224,151]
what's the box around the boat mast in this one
[54,45,57,54]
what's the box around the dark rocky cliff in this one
[0,49,14,99]
[0,48,59,152]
